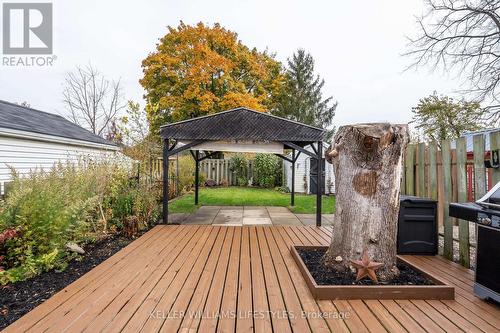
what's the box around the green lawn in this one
[169,187,335,214]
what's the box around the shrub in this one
[275,185,290,193]
[0,164,101,283]
[229,154,248,186]
[254,153,280,188]
[106,180,160,232]
[0,161,159,284]
[175,155,205,194]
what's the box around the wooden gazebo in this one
[160,107,326,225]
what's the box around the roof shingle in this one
[0,100,116,146]
[160,107,325,143]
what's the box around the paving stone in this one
[213,213,242,224]
[243,206,266,210]
[295,214,316,226]
[266,206,290,213]
[268,212,297,220]
[183,216,214,225]
[196,206,221,212]
[223,206,243,210]
[181,205,318,226]
[271,217,302,226]
[243,209,269,218]
[169,213,190,224]
[218,210,244,217]
[191,207,219,218]
[212,224,243,226]
[322,214,335,223]
[242,217,272,225]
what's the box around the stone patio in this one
[170,206,334,226]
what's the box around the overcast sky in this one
[1,0,462,128]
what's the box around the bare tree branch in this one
[405,0,500,121]
[62,64,126,137]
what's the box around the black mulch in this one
[0,233,141,330]
[297,247,436,286]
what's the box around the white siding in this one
[0,135,121,195]
[284,146,335,195]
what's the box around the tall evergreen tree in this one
[273,49,337,139]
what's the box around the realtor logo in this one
[2,3,53,54]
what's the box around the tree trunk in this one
[323,123,409,281]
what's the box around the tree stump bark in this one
[323,123,409,281]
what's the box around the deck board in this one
[4,225,500,333]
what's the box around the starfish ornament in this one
[349,249,384,283]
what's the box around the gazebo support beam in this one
[275,153,293,163]
[316,141,323,227]
[282,141,317,159]
[310,142,318,155]
[274,151,303,206]
[168,140,205,156]
[199,151,219,161]
[162,139,205,225]
[194,150,200,205]
[162,138,170,225]
[291,149,295,206]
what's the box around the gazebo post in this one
[316,142,323,227]
[162,138,170,225]
[194,150,200,205]
[291,149,295,206]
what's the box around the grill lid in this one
[476,182,500,209]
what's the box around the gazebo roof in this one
[160,107,325,144]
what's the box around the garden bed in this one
[0,233,141,330]
[291,245,454,300]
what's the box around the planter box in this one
[291,245,454,300]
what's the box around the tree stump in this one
[323,123,409,281]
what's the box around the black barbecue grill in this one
[449,183,500,303]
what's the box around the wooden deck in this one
[5,225,500,333]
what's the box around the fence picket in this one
[441,140,453,260]
[456,137,469,268]
[356,132,499,268]
[216,160,220,184]
[197,158,261,185]
[428,142,438,200]
[473,134,486,199]
[405,144,415,195]
[417,143,426,197]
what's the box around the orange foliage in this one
[140,22,284,135]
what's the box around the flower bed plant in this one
[0,161,159,285]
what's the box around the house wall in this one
[284,152,335,194]
[0,134,120,195]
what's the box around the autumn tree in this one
[120,101,149,145]
[63,64,126,137]
[406,0,500,120]
[411,93,489,142]
[140,22,284,136]
[273,49,337,139]
[119,101,160,161]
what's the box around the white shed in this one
[0,100,121,195]
[284,143,335,195]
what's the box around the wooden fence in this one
[136,158,259,190]
[199,159,256,185]
[402,131,500,268]
[134,158,178,196]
